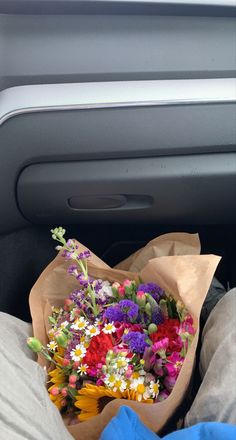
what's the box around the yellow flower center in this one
[117,360,126,368]
[175,361,183,368]
[75,348,83,357]
[106,324,113,330]
[132,372,139,379]
[109,375,116,383]
[152,384,158,393]
[137,384,145,395]
[90,328,97,334]
[80,366,87,373]
[78,322,85,328]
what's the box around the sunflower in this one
[75,384,153,421]
[48,366,66,385]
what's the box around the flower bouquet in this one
[28,229,220,440]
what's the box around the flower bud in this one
[69,374,77,384]
[61,387,68,397]
[55,332,68,348]
[136,291,146,307]
[50,386,60,396]
[118,286,125,297]
[145,303,152,317]
[112,282,120,290]
[27,337,43,353]
[148,323,158,335]
[123,279,132,287]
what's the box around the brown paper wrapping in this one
[29,233,220,440]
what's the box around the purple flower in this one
[138,282,164,302]
[104,306,124,323]
[68,289,85,308]
[62,241,91,262]
[67,264,79,277]
[123,331,148,354]
[104,300,139,323]
[151,306,164,325]
[119,300,139,321]
[77,273,93,288]
[77,250,92,260]
[93,279,103,294]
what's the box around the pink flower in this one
[118,286,125,297]
[165,352,184,377]
[184,314,194,325]
[180,320,195,336]
[123,279,132,287]
[136,291,146,307]
[152,337,169,353]
[137,290,145,298]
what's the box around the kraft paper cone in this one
[29,233,220,439]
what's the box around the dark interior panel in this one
[17,154,236,225]
[0,12,236,91]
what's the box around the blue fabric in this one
[100,406,236,440]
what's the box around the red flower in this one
[83,333,114,368]
[150,319,182,352]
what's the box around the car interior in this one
[0,0,235,345]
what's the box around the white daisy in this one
[70,344,87,362]
[85,325,100,338]
[77,363,89,376]
[102,322,116,334]
[47,341,58,351]
[104,373,117,388]
[149,380,160,399]
[71,316,88,331]
[113,377,127,393]
[130,376,150,402]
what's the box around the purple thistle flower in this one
[123,331,148,354]
[104,306,124,323]
[104,300,139,323]
[138,282,164,303]
[119,300,139,321]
